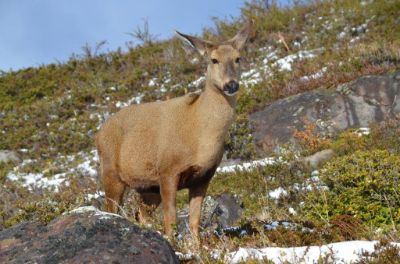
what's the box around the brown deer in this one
[95,22,254,238]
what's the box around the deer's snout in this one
[223,80,239,96]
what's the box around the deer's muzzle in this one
[223,80,239,96]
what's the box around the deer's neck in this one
[186,78,237,168]
[196,79,236,132]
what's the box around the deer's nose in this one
[223,80,239,96]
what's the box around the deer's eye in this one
[235,57,241,63]
[211,58,219,64]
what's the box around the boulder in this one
[177,193,244,235]
[250,72,400,154]
[0,206,179,264]
[213,193,244,229]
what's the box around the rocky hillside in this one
[1,0,400,263]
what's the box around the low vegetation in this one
[1,0,400,262]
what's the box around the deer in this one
[95,22,254,239]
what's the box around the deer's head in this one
[177,22,254,97]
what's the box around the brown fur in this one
[95,22,254,238]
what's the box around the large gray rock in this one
[250,72,400,154]
[0,206,179,264]
[177,193,243,236]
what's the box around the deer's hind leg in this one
[101,157,126,214]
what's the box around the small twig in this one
[278,32,291,52]
[105,197,129,219]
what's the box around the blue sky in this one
[0,0,251,71]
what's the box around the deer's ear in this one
[176,31,214,56]
[228,21,255,50]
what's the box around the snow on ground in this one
[7,171,67,192]
[272,48,324,71]
[7,149,99,192]
[241,67,263,86]
[300,66,327,81]
[77,159,97,177]
[268,187,288,199]
[189,76,206,88]
[268,172,328,201]
[67,205,122,219]
[356,127,370,136]
[90,111,111,129]
[148,77,157,87]
[85,191,105,201]
[216,157,276,173]
[240,46,326,86]
[264,220,311,233]
[115,93,144,108]
[227,240,400,264]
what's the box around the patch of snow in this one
[217,157,276,173]
[68,205,98,214]
[239,46,279,87]
[132,94,144,104]
[115,93,144,109]
[288,207,297,215]
[148,77,157,87]
[273,48,324,71]
[189,76,206,88]
[68,206,122,219]
[7,150,99,192]
[351,23,368,35]
[190,57,199,64]
[227,240,400,264]
[262,50,279,64]
[337,31,347,39]
[292,174,328,192]
[77,160,97,177]
[240,68,263,86]
[115,101,126,108]
[90,111,111,129]
[350,36,361,43]
[300,67,327,81]
[7,171,66,192]
[264,221,311,233]
[159,85,167,93]
[268,187,288,199]
[49,114,59,120]
[175,251,196,261]
[86,191,105,200]
[19,159,36,166]
[241,68,258,79]
[356,127,370,136]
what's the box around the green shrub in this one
[332,129,367,155]
[304,150,400,230]
[368,119,400,155]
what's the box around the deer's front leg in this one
[189,178,211,239]
[160,177,178,236]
